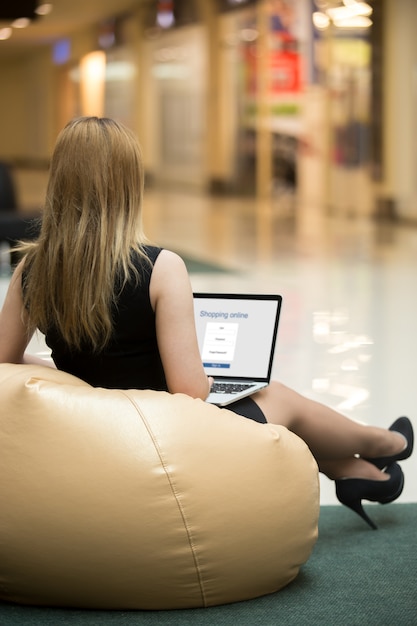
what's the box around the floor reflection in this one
[2,180,416,505]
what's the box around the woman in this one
[0,116,413,530]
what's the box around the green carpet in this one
[1,504,416,625]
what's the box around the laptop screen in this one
[193,293,282,381]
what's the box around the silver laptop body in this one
[193,293,282,406]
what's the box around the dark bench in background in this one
[0,161,40,272]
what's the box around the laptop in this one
[193,293,282,406]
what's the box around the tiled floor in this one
[1,180,416,505]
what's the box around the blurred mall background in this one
[0,0,416,218]
[0,0,416,505]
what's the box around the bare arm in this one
[149,250,211,400]
[0,261,33,363]
[0,262,55,367]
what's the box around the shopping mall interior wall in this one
[383,0,417,221]
[0,58,29,161]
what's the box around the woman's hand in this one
[207,376,214,396]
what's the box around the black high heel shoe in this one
[366,417,413,470]
[335,462,404,530]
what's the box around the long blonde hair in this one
[21,116,149,351]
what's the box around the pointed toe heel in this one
[366,417,413,470]
[335,462,404,530]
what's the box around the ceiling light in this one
[327,2,372,21]
[313,12,330,29]
[333,16,372,28]
[11,18,31,29]
[343,0,373,15]
[35,3,53,16]
[0,28,12,41]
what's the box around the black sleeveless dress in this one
[44,245,266,422]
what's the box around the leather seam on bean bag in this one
[119,390,207,606]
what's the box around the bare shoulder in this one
[149,249,191,305]
[155,249,187,269]
[152,249,189,280]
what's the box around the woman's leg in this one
[253,381,406,480]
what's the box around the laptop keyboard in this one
[211,382,256,395]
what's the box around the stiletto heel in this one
[338,496,378,530]
[366,417,413,470]
[335,462,404,530]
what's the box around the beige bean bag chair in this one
[0,363,319,610]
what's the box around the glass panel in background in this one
[313,1,374,217]
[145,25,207,189]
[226,0,312,202]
